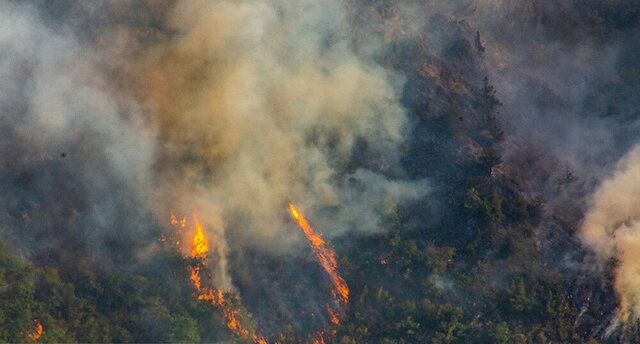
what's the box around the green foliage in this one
[166,313,200,343]
[0,243,35,343]
[465,187,504,223]
[429,247,455,275]
[507,279,533,312]
[493,322,511,344]
[0,239,240,343]
[474,77,504,142]
[336,140,605,344]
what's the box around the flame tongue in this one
[189,215,207,292]
[191,215,208,257]
[288,203,349,344]
[170,205,347,344]
[313,333,326,344]
[28,319,43,340]
[288,203,349,305]
[172,212,265,344]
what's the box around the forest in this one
[1,1,640,343]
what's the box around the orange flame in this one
[313,332,326,344]
[171,212,178,225]
[191,214,208,257]
[28,319,43,340]
[288,204,349,305]
[171,212,187,227]
[199,289,267,344]
[190,266,202,291]
[326,304,340,325]
[288,203,349,344]
[188,214,208,290]
[172,212,266,344]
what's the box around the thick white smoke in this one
[582,145,640,320]
[137,0,428,263]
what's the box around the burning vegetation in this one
[165,205,350,343]
[289,203,349,342]
[1,1,640,343]
[27,319,42,341]
[289,203,349,325]
[171,213,266,344]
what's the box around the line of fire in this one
[166,203,349,343]
[169,212,267,343]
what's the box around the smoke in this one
[137,0,427,259]
[463,0,640,325]
[12,0,640,338]
[463,0,640,324]
[0,0,427,297]
[462,1,640,184]
[0,2,157,266]
[355,0,640,328]
[582,146,640,320]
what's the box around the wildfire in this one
[28,319,43,340]
[191,214,208,257]
[170,212,187,227]
[187,215,208,290]
[167,205,348,344]
[326,304,340,325]
[288,203,349,305]
[198,290,266,342]
[288,203,349,343]
[313,332,326,344]
[171,213,266,344]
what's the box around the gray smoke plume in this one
[0,2,157,267]
[10,0,640,338]
[465,0,640,325]
[0,0,428,293]
[358,0,640,328]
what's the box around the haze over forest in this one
[1,1,640,343]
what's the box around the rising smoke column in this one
[582,146,640,321]
[137,0,428,285]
